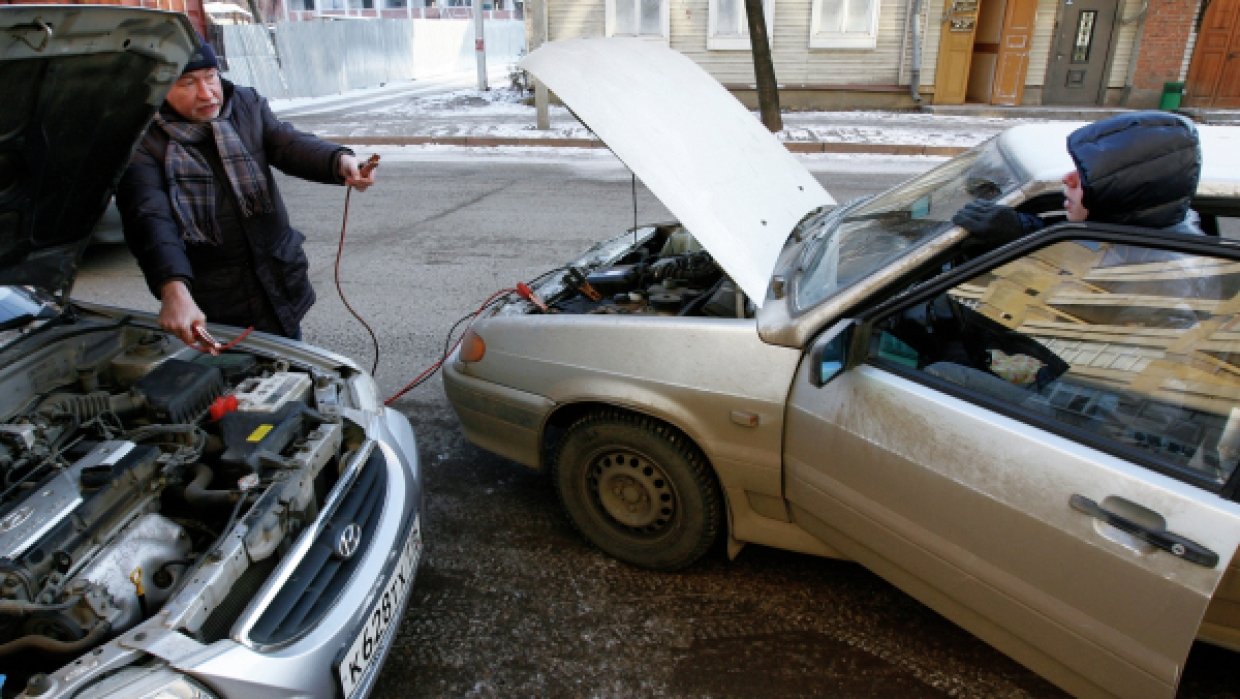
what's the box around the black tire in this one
[553,410,721,571]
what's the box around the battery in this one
[232,372,312,413]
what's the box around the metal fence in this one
[218,18,525,100]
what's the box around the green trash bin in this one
[1159,81,1184,111]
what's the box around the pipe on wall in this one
[909,0,924,105]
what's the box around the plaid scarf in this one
[157,98,273,244]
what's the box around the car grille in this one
[246,447,388,645]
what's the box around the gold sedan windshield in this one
[795,141,1020,311]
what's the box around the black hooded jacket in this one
[117,79,348,337]
[953,111,1204,243]
[1066,111,1201,229]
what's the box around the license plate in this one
[337,515,422,698]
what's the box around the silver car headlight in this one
[73,670,219,699]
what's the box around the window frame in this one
[707,0,776,51]
[855,223,1240,497]
[604,0,670,41]
[809,0,881,49]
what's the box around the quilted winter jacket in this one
[1066,111,1201,229]
[117,80,347,337]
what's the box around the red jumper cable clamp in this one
[515,282,548,312]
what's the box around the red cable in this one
[383,287,516,405]
[336,185,382,375]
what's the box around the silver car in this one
[445,38,1240,698]
[0,8,422,698]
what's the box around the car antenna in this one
[631,172,638,245]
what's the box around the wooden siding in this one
[550,0,607,41]
[546,0,1177,96]
[672,0,917,86]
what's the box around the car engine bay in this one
[0,321,360,691]
[534,224,752,318]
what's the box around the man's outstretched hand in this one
[339,152,378,191]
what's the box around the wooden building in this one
[525,0,1240,109]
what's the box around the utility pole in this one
[474,0,488,90]
[744,0,781,132]
[531,0,549,129]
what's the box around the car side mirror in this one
[808,320,857,387]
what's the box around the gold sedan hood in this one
[521,38,834,308]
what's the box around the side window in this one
[708,0,775,50]
[810,0,880,49]
[870,240,1240,487]
[606,0,669,39]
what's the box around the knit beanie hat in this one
[183,39,219,74]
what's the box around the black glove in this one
[951,200,1027,245]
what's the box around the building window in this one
[606,0,668,39]
[810,0,880,49]
[708,0,776,50]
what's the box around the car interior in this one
[868,233,1240,492]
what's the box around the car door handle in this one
[1069,494,1219,568]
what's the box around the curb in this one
[328,135,970,156]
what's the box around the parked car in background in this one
[0,8,422,698]
[89,199,124,245]
[444,37,1240,699]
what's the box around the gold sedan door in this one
[784,236,1240,698]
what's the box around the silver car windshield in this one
[794,140,1019,311]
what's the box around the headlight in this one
[74,670,219,699]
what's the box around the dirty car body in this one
[444,38,1240,698]
[0,8,422,698]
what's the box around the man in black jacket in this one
[952,111,1203,244]
[117,40,375,348]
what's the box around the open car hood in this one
[521,39,834,307]
[0,6,195,299]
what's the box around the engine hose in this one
[37,392,143,421]
[184,464,240,506]
[0,595,82,616]
[0,620,111,657]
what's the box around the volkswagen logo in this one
[334,523,363,561]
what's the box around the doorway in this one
[1043,0,1120,104]
[934,0,1039,104]
[1186,0,1240,108]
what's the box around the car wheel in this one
[553,410,721,571]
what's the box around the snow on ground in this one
[275,75,1057,150]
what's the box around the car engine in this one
[542,225,751,318]
[0,323,356,690]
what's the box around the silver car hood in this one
[0,6,195,300]
[520,39,834,307]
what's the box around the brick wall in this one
[0,0,206,34]
[1131,0,1196,91]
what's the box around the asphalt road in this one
[75,151,1237,698]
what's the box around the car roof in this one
[998,122,1240,199]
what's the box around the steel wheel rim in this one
[587,448,676,533]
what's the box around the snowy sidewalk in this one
[275,75,1222,156]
